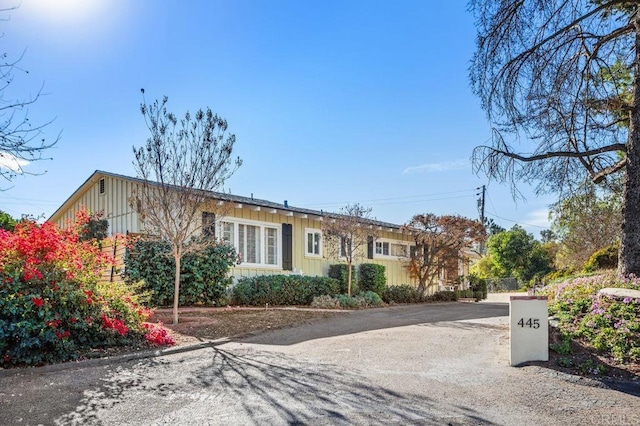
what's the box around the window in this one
[202,212,216,237]
[99,178,105,195]
[375,241,390,256]
[390,243,407,258]
[221,221,234,245]
[220,219,280,267]
[239,224,261,264]
[340,236,352,258]
[375,240,410,259]
[305,228,322,257]
[265,227,278,265]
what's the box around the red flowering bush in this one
[0,210,174,367]
[142,322,175,346]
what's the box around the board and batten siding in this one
[214,207,416,285]
[53,175,140,235]
[52,172,417,285]
[208,205,327,280]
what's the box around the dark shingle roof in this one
[51,170,403,230]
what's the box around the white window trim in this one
[373,238,411,260]
[218,217,282,269]
[304,228,323,258]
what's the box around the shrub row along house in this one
[50,170,476,291]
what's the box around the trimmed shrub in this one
[0,215,155,367]
[359,291,384,307]
[358,263,386,295]
[383,285,421,304]
[311,295,341,309]
[583,243,619,273]
[427,291,458,302]
[328,264,358,294]
[458,289,474,299]
[335,294,366,309]
[123,239,237,307]
[231,275,340,306]
[468,274,488,301]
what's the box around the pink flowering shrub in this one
[0,210,175,367]
[544,273,640,363]
[142,322,175,346]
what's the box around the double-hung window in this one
[219,220,280,267]
[305,228,322,257]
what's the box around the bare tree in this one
[0,7,57,185]
[323,204,379,296]
[469,0,640,274]
[131,90,241,324]
[402,214,485,298]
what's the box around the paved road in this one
[1,300,638,425]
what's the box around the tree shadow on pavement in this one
[187,346,497,425]
[239,302,509,346]
[51,346,497,425]
[53,357,185,425]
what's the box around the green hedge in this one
[427,291,458,302]
[328,264,358,294]
[469,274,488,301]
[358,263,386,295]
[382,285,421,304]
[123,239,237,307]
[231,275,340,306]
[458,289,474,299]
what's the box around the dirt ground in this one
[149,307,347,345]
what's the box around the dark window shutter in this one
[202,212,216,237]
[410,246,416,258]
[282,223,293,270]
[367,236,374,259]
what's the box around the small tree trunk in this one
[347,261,353,296]
[619,19,640,276]
[173,251,181,325]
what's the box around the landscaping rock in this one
[598,287,640,300]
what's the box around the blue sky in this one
[1,0,555,235]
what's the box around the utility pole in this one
[477,185,486,225]
[477,185,486,255]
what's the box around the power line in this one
[485,212,548,229]
[298,188,478,208]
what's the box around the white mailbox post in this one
[509,296,548,366]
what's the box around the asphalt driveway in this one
[1,299,638,425]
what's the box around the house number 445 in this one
[517,318,540,329]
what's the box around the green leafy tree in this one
[0,210,17,231]
[484,218,505,236]
[78,212,109,245]
[469,0,640,275]
[539,230,556,244]
[486,225,553,283]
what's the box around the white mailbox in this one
[509,296,548,366]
